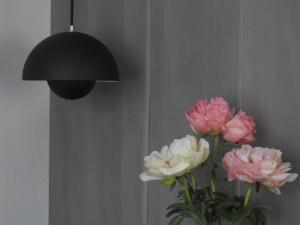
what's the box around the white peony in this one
[140,135,210,182]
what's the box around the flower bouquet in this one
[140,97,298,225]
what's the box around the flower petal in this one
[139,171,163,182]
[159,161,191,176]
[268,187,282,195]
[287,173,298,182]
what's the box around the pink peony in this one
[186,97,232,134]
[223,145,298,194]
[222,111,256,144]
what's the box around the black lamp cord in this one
[70,0,74,31]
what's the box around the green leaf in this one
[166,209,182,218]
[182,211,202,224]
[167,203,187,210]
[230,210,251,225]
[170,180,177,190]
[191,173,197,190]
[254,208,266,225]
[245,211,257,225]
[201,202,205,220]
[215,209,233,220]
[219,217,232,225]
[213,192,229,199]
[169,215,183,225]
[256,205,275,216]
[161,177,176,188]
[216,200,240,209]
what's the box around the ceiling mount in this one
[22,0,119,100]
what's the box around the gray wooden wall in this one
[0,1,50,225]
[239,1,300,224]
[50,0,300,225]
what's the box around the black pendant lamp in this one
[22,0,119,100]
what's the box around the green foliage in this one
[161,177,176,189]
[169,215,183,225]
[165,176,274,225]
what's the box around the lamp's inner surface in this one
[47,80,96,100]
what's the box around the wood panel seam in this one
[144,0,152,224]
[236,0,245,197]
[237,0,245,111]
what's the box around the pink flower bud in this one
[186,97,232,134]
[222,111,256,144]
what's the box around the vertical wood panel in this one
[50,1,300,225]
[50,0,149,225]
[148,1,240,224]
[0,1,50,224]
[240,0,300,224]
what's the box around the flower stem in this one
[210,169,216,193]
[178,176,192,204]
[210,135,219,194]
[212,135,220,161]
[243,183,255,208]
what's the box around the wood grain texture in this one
[148,1,240,224]
[50,0,300,225]
[50,0,149,225]
[240,0,300,224]
[0,1,50,225]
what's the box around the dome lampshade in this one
[22,0,119,100]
